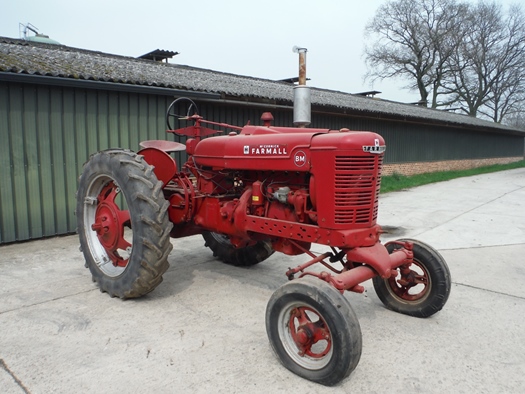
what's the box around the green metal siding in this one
[0,81,523,244]
[0,82,177,243]
[310,113,524,164]
[0,83,14,241]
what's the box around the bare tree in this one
[504,110,525,130]
[445,2,525,119]
[364,0,464,108]
[478,5,525,122]
[364,0,525,123]
[480,67,525,123]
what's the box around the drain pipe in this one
[293,46,311,128]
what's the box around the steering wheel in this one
[166,97,200,130]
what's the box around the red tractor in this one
[77,93,451,385]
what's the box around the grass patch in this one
[380,160,525,194]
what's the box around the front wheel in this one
[372,239,451,317]
[266,277,362,386]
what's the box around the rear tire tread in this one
[76,149,173,299]
[202,231,274,267]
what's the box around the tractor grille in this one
[334,155,383,225]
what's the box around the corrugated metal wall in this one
[1,80,523,243]
[310,113,524,163]
[0,82,181,243]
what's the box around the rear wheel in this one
[372,239,451,317]
[202,231,273,266]
[76,149,173,298]
[266,277,362,386]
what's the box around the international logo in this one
[363,138,386,154]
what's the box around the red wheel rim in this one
[91,182,131,267]
[387,260,430,301]
[288,306,332,359]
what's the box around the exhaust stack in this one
[293,46,311,128]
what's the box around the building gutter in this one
[0,72,220,100]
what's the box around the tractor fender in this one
[138,147,178,186]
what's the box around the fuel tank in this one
[191,125,384,171]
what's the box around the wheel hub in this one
[289,307,331,358]
[92,202,121,249]
[91,182,131,267]
[390,261,429,301]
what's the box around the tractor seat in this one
[139,140,186,153]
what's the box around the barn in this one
[1,36,523,243]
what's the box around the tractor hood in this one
[192,125,384,171]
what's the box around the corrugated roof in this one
[0,36,522,134]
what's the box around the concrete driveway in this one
[1,168,524,393]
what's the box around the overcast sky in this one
[0,0,519,103]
